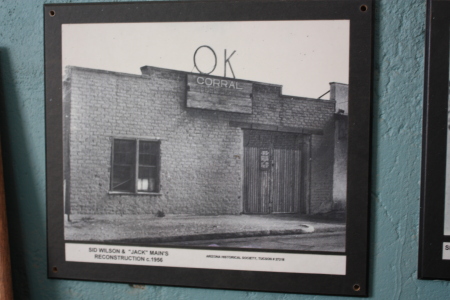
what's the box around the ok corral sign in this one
[186,74,253,114]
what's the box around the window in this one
[111,139,160,193]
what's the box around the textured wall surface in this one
[1,0,448,299]
[67,66,244,215]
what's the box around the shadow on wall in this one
[0,48,60,299]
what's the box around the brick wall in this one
[65,66,336,215]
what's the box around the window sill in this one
[108,191,162,196]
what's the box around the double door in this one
[243,130,303,214]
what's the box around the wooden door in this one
[243,130,302,214]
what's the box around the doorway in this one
[243,130,304,214]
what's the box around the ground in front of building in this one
[65,213,345,252]
[156,232,345,252]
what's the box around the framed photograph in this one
[419,0,450,280]
[45,0,373,296]
[0,139,13,299]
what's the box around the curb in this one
[100,224,340,245]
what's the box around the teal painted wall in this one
[0,0,447,298]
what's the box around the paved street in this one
[157,232,345,252]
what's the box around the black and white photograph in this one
[443,23,450,239]
[445,37,450,236]
[45,1,372,295]
[62,20,349,254]
[419,0,450,281]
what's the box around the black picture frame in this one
[45,0,373,296]
[419,0,450,281]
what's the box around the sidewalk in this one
[65,212,346,244]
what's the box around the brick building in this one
[63,65,348,216]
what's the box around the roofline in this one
[66,65,339,102]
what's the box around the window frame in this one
[109,138,161,195]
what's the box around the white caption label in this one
[443,242,450,260]
[66,243,346,275]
